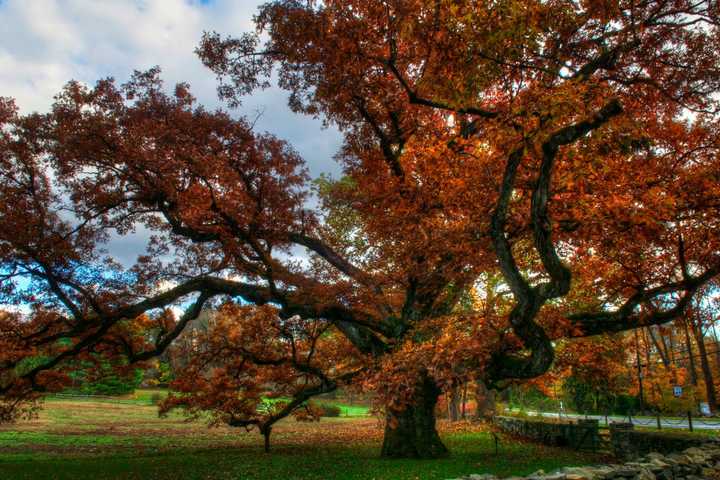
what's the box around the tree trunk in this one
[474,380,497,419]
[682,318,699,386]
[690,316,717,413]
[669,329,677,364]
[448,386,461,422]
[696,337,717,413]
[634,329,646,411]
[711,324,720,372]
[380,372,448,458]
[647,327,670,369]
[260,425,272,453]
[647,327,678,384]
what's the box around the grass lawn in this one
[0,393,604,480]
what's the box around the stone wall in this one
[493,416,599,451]
[493,415,712,461]
[609,422,709,460]
[450,440,720,480]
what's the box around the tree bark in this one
[696,336,717,412]
[682,318,699,386]
[711,324,720,373]
[380,372,448,458]
[690,314,717,413]
[260,425,272,453]
[634,329,646,411]
[647,327,670,369]
[474,380,497,419]
[448,386,461,422]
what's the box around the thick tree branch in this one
[1,273,388,396]
[487,100,624,383]
[532,99,623,300]
[567,263,720,337]
[288,232,376,288]
[490,145,531,299]
[486,143,553,382]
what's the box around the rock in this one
[446,437,720,480]
[684,447,706,456]
[647,458,670,469]
[653,470,673,480]
[607,467,640,477]
[562,466,600,479]
[702,467,720,477]
[644,452,665,461]
[636,470,654,480]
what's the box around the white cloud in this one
[0,0,342,267]
[0,0,341,177]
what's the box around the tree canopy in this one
[1,0,719,458]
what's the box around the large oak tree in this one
[1,0,720,458]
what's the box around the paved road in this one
[516,410,720,431]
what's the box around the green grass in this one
[0,392,603,480]
[0,438,602,480]
[46,388,169,406]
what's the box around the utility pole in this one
[635,329,645,413]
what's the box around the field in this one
[0,390,604,480]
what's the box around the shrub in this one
[65,359,143,396]
[319,403,342,417]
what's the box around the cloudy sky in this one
[0,0,342,177]
[0,0,343,266]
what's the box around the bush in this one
[150,392,163,405]
[613,394,641,416]
[318,403,342,417]
[65,359,143,396]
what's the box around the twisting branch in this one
[143,193,382,305]
[533,99,624,300]
[487,142,553,381]
[571,41,640,81]
[490,145,531,299]
[1,278,272,394]
[487,100,624,382]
